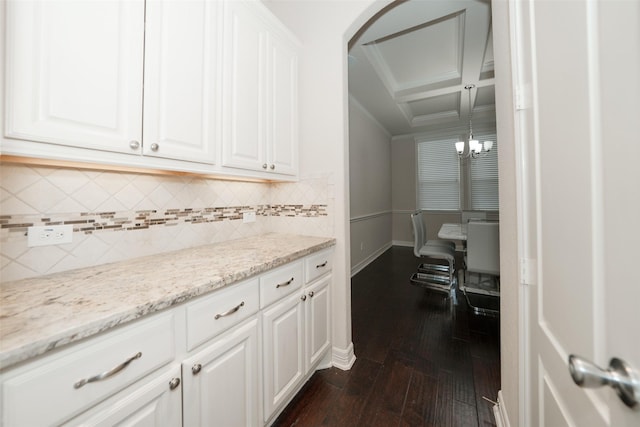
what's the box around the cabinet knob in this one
[301,294,307,301]
[150,143,159,152]
[308,291,315,298]
[169,377,181,390]
[129,140,140,150]
[192,363,202,375]
[270,164,275,170]
[262,164,268,169]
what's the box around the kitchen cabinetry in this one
[1,312,176,426]
[0,249,332,426]
[262,249,333,422]
[4,0,145,154]
[2,0,299,180]
[182,318,260,427]
[4,0,219,164]
[221,0,299,177]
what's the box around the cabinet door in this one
[221,1,268,172]
[305,275,331,371]
[4,0,144,153]
[63,366,182,427]
[267,31,298,176]
[182,318,260,427]
[143,0,221,164]
[262,291,305,421]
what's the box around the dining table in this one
[438,223,467,241]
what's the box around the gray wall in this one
[349,97,392,275]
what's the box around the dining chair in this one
[409,211,456,293]
[463,220,500,315]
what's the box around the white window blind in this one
[417,138,460,210]
[471,133,499,210]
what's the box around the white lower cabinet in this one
[64,365,183,427]
[304,275,331,371]
[0,249,333,427]
[262,259,333,423]
[182,317,260,427]
[262,291,306,421]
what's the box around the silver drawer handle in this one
[316,261,328,268]
[214,301,245,320]
[276,277,294,288]
[169,377,181,390]
[74,352,142,389]
[308,291,315,297]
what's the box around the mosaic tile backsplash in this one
[0,163,333,282]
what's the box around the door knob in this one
[568,355,640,408]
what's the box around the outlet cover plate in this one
[27,225,73,247]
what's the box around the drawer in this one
[304,248,334,283]
[2,312,175,427]
[259,261,303,308]
[186,278,259,351]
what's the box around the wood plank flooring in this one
[272,246,500,427]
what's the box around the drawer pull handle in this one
[214,301,245,319]
[169,377,181,390]
[308,291,315,297]
[276,277,295,288]
[316,261,328,268]
[73,352,142,389]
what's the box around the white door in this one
[305,275,331,371]
[518,0,640,425]
[143,0,220,164]
[4,0,144,153]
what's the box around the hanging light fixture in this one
[455,84,493,159]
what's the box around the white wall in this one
[348,97,392,275]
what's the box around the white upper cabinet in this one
[221,1,299,177]
[3,0,299,179]
[4,0,145,153]
[142,0,221,164]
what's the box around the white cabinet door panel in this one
[143,0,220,164]
[268,31,298,176]
[182,318,260,427]
[262,291,304,421]
[305,275,331,371]
[221,1,267,171]
[4,0,144,153]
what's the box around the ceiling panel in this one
[348,0,496,137]
[364,12,463,92]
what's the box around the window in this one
[416,137,460,210]
[416,132,499,211]
[471,133,499,210]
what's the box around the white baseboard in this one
[350,242,392,277]
[392,240,413,247]
[331,342,356,370]
[493,390,511,427]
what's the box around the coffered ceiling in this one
[348,0,495,136]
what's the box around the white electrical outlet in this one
[27,225,73,247]
[242,211,256,223]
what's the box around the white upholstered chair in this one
[410,211,456,292]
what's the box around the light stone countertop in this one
[0,233,335,370]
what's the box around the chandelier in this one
[455,84,493,159]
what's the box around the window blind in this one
[471,133,499,210]
[416,138,460,210]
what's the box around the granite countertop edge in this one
[0,233,336,370]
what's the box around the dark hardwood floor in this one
[272,246,501,427]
